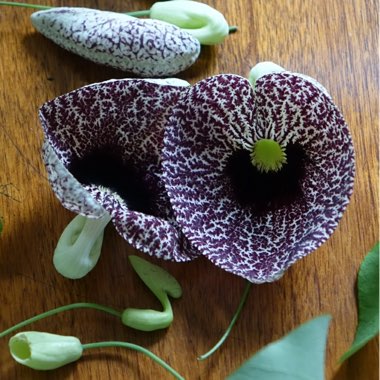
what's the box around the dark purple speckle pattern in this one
[162,73,355,283]
[31,8,201,77]
[40,79,199,262]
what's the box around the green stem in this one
[0,303,122,339]
[197,281,252,360]
[229,26,238,34]
[125,9,151,17]
[0,1,52,9]
[0,1,151,17]
[82,341,184,380]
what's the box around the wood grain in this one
[0,0,378,379]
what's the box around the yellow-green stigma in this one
[250,139,287,172]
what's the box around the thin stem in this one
[125,9,151,17]
[0,1,151,18]
[0,1,52,9]
[82,341,184,380]
[197,281,252,360]
[0,303,122,339]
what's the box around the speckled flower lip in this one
[162,72,355,283]
[40,78,198,262]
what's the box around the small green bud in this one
[150,0,229,45]
[9,332,83,370]
[122,256,182,331]
[248,61,285,88]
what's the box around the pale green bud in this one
[150,0,229,45]
[248,61,331,97]
[121,255,182,331]
[9,332,83,370]
[248,61,285,88]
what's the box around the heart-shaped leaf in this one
[340,242,379,361]
[228,315,331,380]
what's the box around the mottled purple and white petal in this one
[162,73,355,283]
[42,141,106,217]
[40,78,198,261]
[31,8,201,77]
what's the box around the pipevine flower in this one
[40,78,199,264]
[162,64,355,283]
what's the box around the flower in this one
[150,0,230,45]
[40,78,199,263]
[9,332,83,370]
[162,64,355,283]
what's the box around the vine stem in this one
[0,303,121,339]
[0,1,150,17]
[126,10,151,17]
[0,1,52,9]
[197,281,252,360]
[82,341,184,380]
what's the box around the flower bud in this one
[150,0,229,45]
[248,61,285,88]
[9,332,83,370]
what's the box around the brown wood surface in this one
[0,0,378,379]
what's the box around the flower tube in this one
[40,78,199,263]
[53,213,111,279]
[162,65,355,283]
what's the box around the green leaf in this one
[340,242,379,362]
[228,315,331,380]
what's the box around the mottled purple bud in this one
[31,8,201,77]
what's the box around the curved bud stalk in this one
[9,332,83,370]
[53,213,111,279]
[122,255,182,331]
[150,0,229,45]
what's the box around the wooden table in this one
[0,1,378,379]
